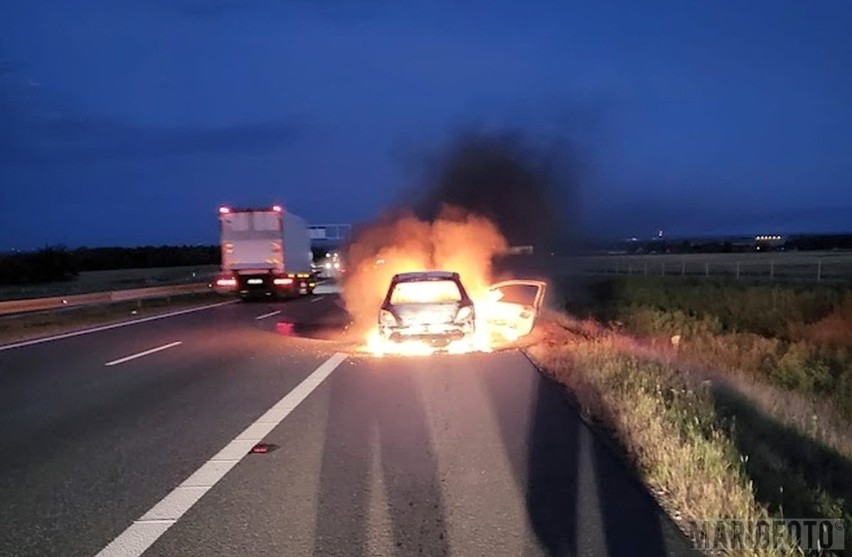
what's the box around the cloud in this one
[0,63,303,165]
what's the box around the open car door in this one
[483,280,547,340]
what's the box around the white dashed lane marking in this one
[254,310,282,320]
[104,341,183,367]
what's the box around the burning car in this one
[378,271,475,348]
[373,270,548,355]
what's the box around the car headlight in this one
[379,309,397,327]
[455,305,474,323]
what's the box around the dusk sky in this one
[1,0,850,249]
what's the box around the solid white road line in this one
[310,296,325,303]
[0,300,236,353]
[94,352,348,557]
[254,310,281,320]
[105,341,184,367]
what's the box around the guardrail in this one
[0,283,212,316]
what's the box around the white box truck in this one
[214,205,315,299]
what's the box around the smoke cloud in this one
[414,129,578,247]
[341,128,578,332]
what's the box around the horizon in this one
[4,229,852,254]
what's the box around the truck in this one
[213,205,315,299]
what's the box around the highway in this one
[0,292,697,557]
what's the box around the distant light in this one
[219,206,230,214]
[272,205,283,212]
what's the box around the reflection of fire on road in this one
[340,206,545,357]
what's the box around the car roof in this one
[392,271,459,282]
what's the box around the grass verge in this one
[567,277,852,418]
[526,311,851,555]
[0,292,227,346]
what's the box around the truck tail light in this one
[274,277,293,286]
[379,310,397,327]
[216,277,237,287]
[454,305,474,323]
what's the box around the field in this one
[0,265,220,301]
[527,274,851,554]
[562,250,852,283]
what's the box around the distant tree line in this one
[0,246,80,285]
[0,245,219,285]
[785,234,852,251]
[73,245,219,271]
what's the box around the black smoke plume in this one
[412,129,579,249]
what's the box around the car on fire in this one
[378,271,548,348]
[379,271,475,347]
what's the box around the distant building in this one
[754,234,785,250]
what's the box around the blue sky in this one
[1,0,850,248]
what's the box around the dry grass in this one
[526,311,851,555]
[566,278,852,418]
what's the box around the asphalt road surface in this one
[0,292,697,556]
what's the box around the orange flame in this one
[342,206,529,356]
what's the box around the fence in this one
[560,252,852,283]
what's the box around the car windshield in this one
[390,280,462,304]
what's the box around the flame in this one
[359,326,494,357]
[342,206,534,357]
[389,279,462,304]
